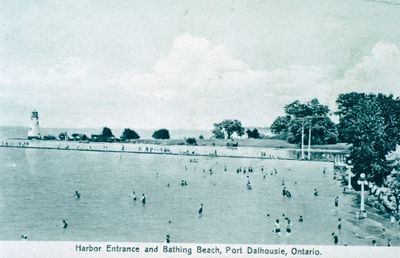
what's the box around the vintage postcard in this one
[1,1,400,257]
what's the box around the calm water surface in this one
[0,148,397,245]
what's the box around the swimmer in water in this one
[132,191,137,201]
[314,189,318,197]
[332,232,338,245]
[337,218,342,230]
[286,190,292,198]
[21,234,28,240]
[75,191,80,199]
[140,194,146,205]
[286,220,291,236]
[63,220,68,229]
[274,219,281,237]
[298,215,303,222]
[198,203,203,216]
[335,196,339,207]
[165,235,170,243]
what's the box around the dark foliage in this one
[152,128,170,139]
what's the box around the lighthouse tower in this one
[28,110,41,140]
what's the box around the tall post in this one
[301,120,305,160]
[307,123,311,160]
[347,166,353,189]
[360,181,365,212]
[357,173,367,218]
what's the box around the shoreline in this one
[0,139,347,163]
[0,145,331,163]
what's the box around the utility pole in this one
[308,124,311,160]
[301,120,305,160]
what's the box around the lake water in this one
[0,147,398,245]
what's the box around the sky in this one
[1,0,400,129]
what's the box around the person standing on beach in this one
[390,212,396,226]
[334,196,339,208]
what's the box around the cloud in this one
[4,36,399,129]
[0,34,335,128]
[333,41,400,97]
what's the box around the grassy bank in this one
[130,138,350,150]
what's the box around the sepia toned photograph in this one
[1,0,400,257]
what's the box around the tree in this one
[212,119,244,139]
[270,99,337,145]
[152,129,170,139]
[58,132,67,140]
[270,116,290,135]
[101,127,114,138]
[121,128,140,140]
[186,137,197,145]
[212,123,225,139]
[246,128,260,139]
[336,92,400,186]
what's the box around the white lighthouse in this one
[28,109,41,140]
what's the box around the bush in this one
[152,129,170,139]
[121,128,140,140]
[186,137,197,145]
[246,128,260,139]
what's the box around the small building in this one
[69,133,88,141]
[28,110,41,140]
[91,134,114,142]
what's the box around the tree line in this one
[212,93,400,191]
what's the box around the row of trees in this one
[211,99,338,142]
[268,93,400,188]
[270,99,338,144]
[335,93,400,186]
[99,127,171,140]
[212,119,261,139]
